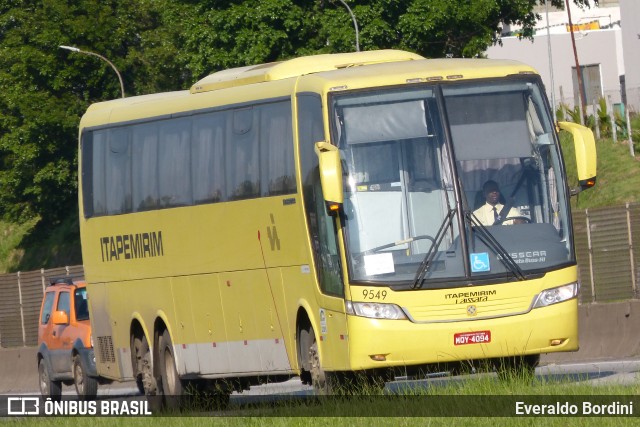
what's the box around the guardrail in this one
[1,203,640,348]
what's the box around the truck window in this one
[57,292,70,316]
[40,292,55,324]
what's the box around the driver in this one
[473,180,523,226]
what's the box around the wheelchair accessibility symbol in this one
[470,253,490,272]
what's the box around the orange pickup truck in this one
[37,278,110,400]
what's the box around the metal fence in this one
[1,204,640,348]
[574,203,640,303]
[0,266,84,348]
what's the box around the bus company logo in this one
[99,230,164,262]
[445,290,496,305]
[467,305,477,316]
[267,213,281,251]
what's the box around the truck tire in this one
[73,354,98,400]
[38,358,62,401]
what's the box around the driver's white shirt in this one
[472,202,521,226]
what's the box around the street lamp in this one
[334,0,360,52]
[59,45,125,98]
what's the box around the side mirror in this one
[52,310,69,325]
[314,141,343,212]
[557,121,597,194]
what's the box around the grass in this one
[561,134,640,210]
[3,371,639,425]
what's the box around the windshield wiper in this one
[362,235,437,255]
[465,212,526,281]
[412,208,457,289]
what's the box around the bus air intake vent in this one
[97,336,116,363]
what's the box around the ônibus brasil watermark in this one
[4,397,152,416]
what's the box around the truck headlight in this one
[346,301,407,320]
[532,283,578,309]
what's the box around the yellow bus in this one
[78,49,596,404]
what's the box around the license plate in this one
[454,330,491,345]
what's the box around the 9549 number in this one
[361,289,387,300]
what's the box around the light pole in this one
[544,0,557,118]
[335,0,360,52]
[59,45,125,98]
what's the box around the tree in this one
[0,0,597,230]
[0,0,184,227]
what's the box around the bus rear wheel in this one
[158,330,184,410]
[130,335,148,395]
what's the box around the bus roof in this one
[190,49,424,93]
[80,50,538,128]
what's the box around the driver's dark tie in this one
[493,206,500,222]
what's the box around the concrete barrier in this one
[541,300,640,364]
[1,301,638,393]
[0,346,38,393]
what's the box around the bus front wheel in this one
[309,338,330,393]
[301,326,333,394]
[298,327,313,385]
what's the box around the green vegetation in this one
[4,373,639,425]
[0,0,624,273]
[560,112,640,210]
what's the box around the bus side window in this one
[298,93,344,297]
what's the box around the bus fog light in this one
[550,339,566,346]
[346,301,407,320]
[532,283,578,309]
[370,354,387,361]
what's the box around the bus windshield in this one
[331,78,572,287]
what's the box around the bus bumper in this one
[343,299,578,371]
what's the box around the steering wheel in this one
[496,216,531,225]
[362,235,436,255]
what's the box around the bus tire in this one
[73,354,98,400]
[130,335,147,395]
[308,331,341,394]
[298,328,313,385]
[158,329,184,410]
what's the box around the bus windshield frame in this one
[329,76,574,289]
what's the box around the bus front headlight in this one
[346,301,407,320]
[532,283,578,309]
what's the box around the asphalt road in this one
[12,358,639,398]
[3,359,637,417]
